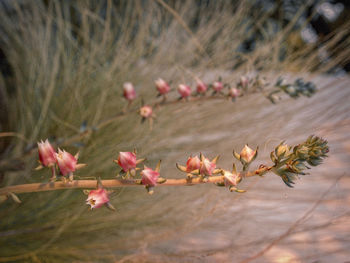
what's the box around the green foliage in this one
[271,136,329,187]
[267,77,317,103]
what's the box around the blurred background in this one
[0,0,349,262]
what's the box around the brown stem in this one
[0,168,270,195]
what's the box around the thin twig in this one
[0,132,29,143]
[154,0,208,56]
[0,168,264,195]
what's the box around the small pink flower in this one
[200,156,216,176]
[55,149,77,176]
[117,152,137,172]
[186,156,201,173]
[140,105,153,118]
[213,81,224,92]
[86,188,109,209]
[38,139,56,167]
[229,87,240,98]
[141,166,160,187]
[155,78,170,95]
[196,79,208,94]
[223,170,239,186]
[123,82,136,101]
[240,76,249,89]
[178,84,191,98]
[240,145,257,164]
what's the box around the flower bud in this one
[269,94,282,104]
[177,84,191,98]
[141,166,160,187]
[223,170,240,187]
[186,156,201,173]
[240,145,258,164]
[213,81,224,93]
[200,155,216,176]
[140,105,153,118]
[86,188,109,209]
[275,143,290,158]
[55,149,77,176]
[285,85,297,97]
[239,76,249,89]
[37,139,56,167]
[117,152,137,172]
[196,79,208,94]
[155,78,170,95]
[228,87,240,98]
[253,76,267,90]
[296,145,309,159]
[123,82,136,101]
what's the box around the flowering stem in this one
[0,167,271,196]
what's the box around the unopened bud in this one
[155,78,171,95]
[213,81,224,93]
[240,145,258,165]
[196,79,208,94]
[178,84,191,98]
[123,82,136,101]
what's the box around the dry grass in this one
[0,0,349,262]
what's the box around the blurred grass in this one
[0,0,349,262]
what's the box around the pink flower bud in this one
[223,170,239,186]
[140,105,153,118]
[37,139,56,167]
[229,87,240,98]
[196,79,208,94]
[86,188,109,209]
[141,166,160,187]
[240,145,257,164]
[213,81,224,92]
[123,82,136,101]
[200,156,216,176]
[178,84,191,98]
[240,76,249,89]
[55,149,77,176]
[155,78,170,95]
[186,156,201,172]
[117,152,137,172]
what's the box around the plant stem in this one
[0,166,272,195]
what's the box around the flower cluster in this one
[175,148,252,192]
[12,135,325,211]
[267,77,317,103]
[37,139,85,181]
[121,75,272,126]
[118,76,319,130]
[176,154,220,180]
[114,151,163,194]
[270,135,329,187]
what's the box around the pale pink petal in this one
[186,156,201,172]
[86,188,110,209]
[141,167,160,186]
[117,152,137,172]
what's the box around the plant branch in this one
[0,167,268,195]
